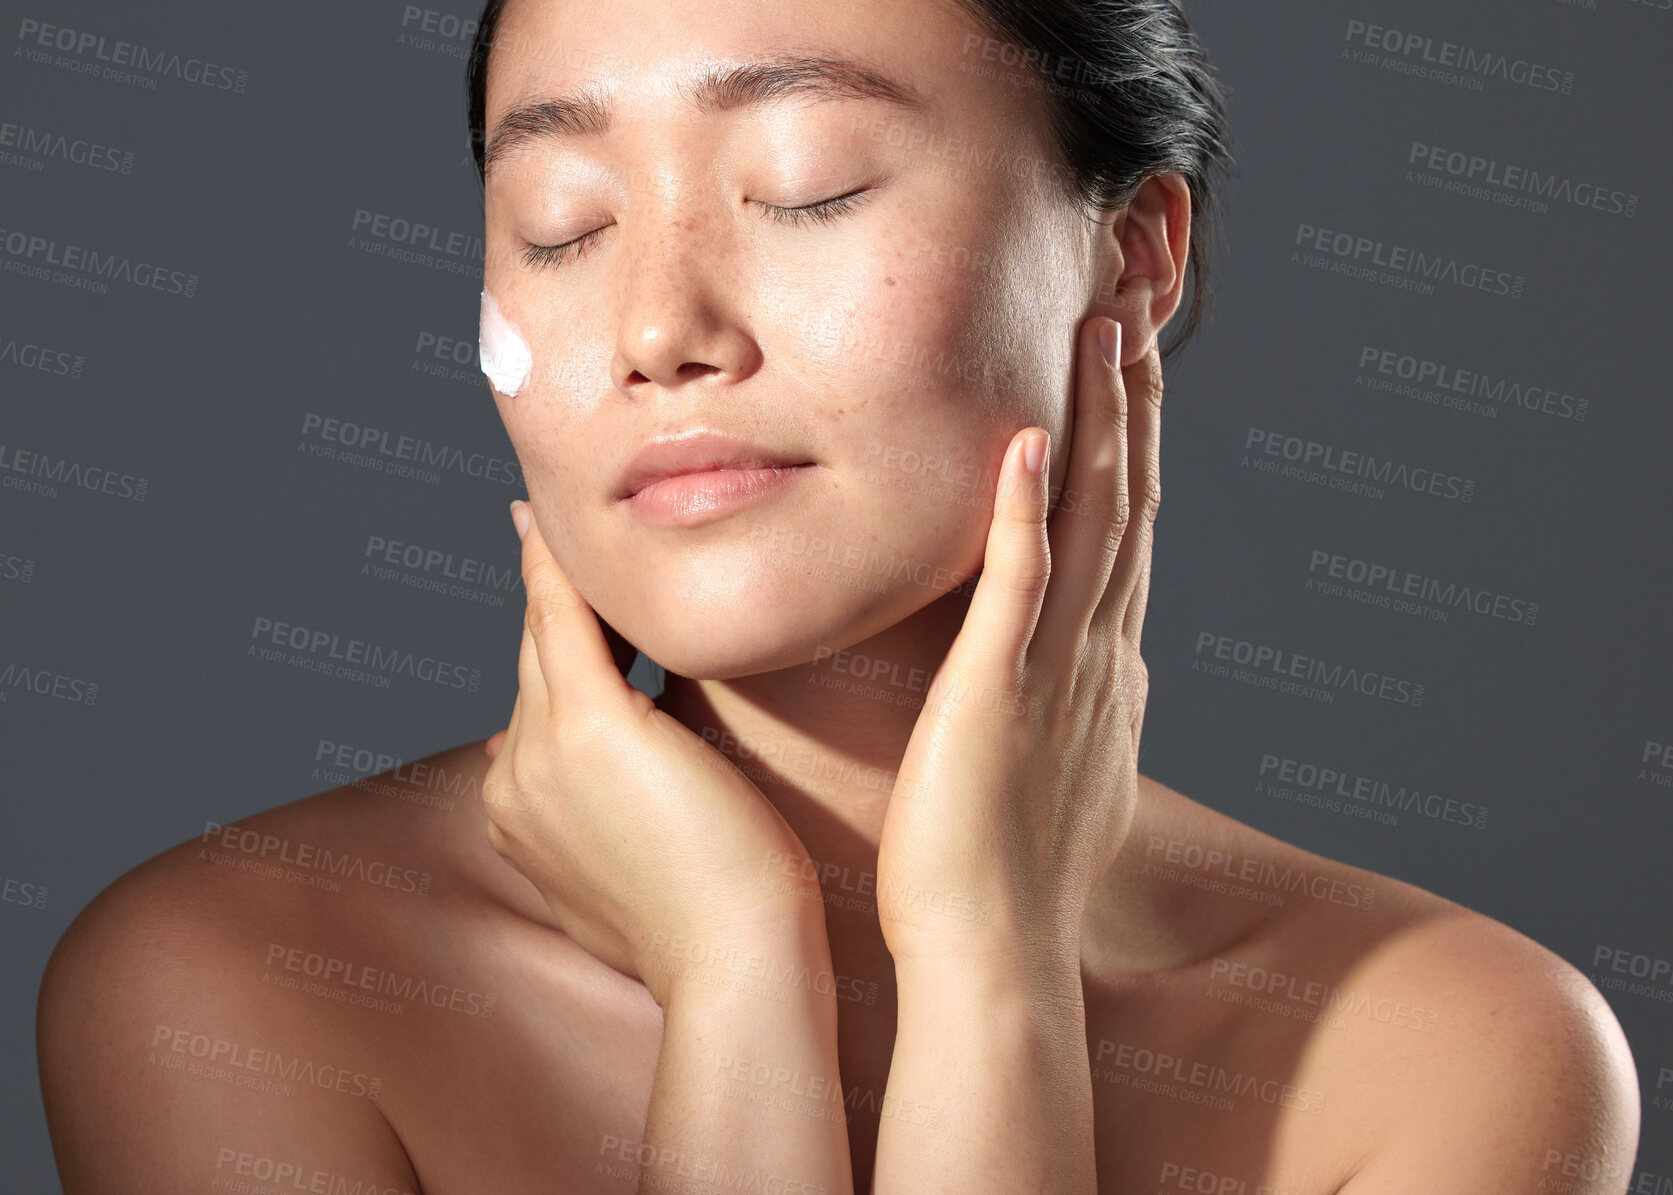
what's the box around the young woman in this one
[38,0,1639,1192]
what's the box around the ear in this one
[1088,173,1193,366]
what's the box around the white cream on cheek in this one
[479,288,533,397]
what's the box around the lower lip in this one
[624,464,814,527]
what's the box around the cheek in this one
[483,276,621,420]
[491,393,604,588]
[775,239,1028,424]
[770,204,1066,564]
[812,204,1064,451]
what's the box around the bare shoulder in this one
[35,738,500,1194]
[1303,886,1641,1191]
[1161,778,1641,1192]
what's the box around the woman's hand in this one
[875,316,1161,978]
[481,500,824,1007]
[485,506,856,1193]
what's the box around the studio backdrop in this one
[2,0,1669,1189]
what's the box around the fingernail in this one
[1099,319,1120,368]
[510,499,530,541]
[1022,431,1048,476]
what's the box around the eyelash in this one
[519,189,872,269]
[761,188,871,228]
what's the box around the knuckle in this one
[482,787,519,840]
[997,549,1051,598]
[525,579,577,634]
[1102,517,1127,560]
[1111,488,1132,532]
[524,593,560,636]
[1110,395,1131,431]
[1013,564,1051,598]
[1140,471,1162,522]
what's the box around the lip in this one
[624,463,815,527]
[615,430,813,501]
[615,429,816,528]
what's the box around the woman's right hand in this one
[482,498,824,1006]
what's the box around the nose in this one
[609,196,761,396]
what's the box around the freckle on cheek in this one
[479,288,533,398]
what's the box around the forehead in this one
[482,0,1020,134]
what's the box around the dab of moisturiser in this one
[479,288,533,397]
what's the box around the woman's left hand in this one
[875,316,1161,978]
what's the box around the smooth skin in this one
[481,314,1147,1193]
[38,0,1639,1191]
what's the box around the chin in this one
[612,568,929,683]
[623,604,863,682]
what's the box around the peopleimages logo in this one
[0,335,85,379]
[0,442,149,501]
[246,615,483,693]
[0,662,99,705]
[350,209,483,260]
[0,118,134,174]
[1355,345,1590,423]
[1243,428,1474,504]
[1257,753,1489,830]
[1407,141,1637,219]
[1305,548,1539,628]
[200,822,432,897]
[299,413,522,488]
[14,18,249,92]
[262,942,497,1018]
[1292,221,1525,299]
[1192,631,1426,707]
[1342,19,1575,95]
[149,1024,383,1101]
[0,224,198,297]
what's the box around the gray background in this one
[2,0,1669,1188]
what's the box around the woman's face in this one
[482,0,1102,679]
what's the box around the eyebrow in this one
[483,53,930,179]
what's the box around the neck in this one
[655,590,959,974]
[651,587,1260,993]
[635,588,1281,1149]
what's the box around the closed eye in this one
[518,187,874,269]
[757,187,874,227]
[520,227,609,270]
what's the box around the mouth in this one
[615,429,815,501]
[621,458,815,499]
[621,462,817,528]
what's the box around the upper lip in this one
[615,430,813,500]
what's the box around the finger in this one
[947,426,1052,679]
[1098,344,1163,647]
[483,691,524,823]
[515,594,550,721]
[516,500,624,709]
[1129,657,1149,762]
[1125,551,1154,650]
[484,687,524,760]
[1037,315,1128,664]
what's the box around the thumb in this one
[954,428,1052,673]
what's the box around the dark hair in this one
[465,0,1235,365]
